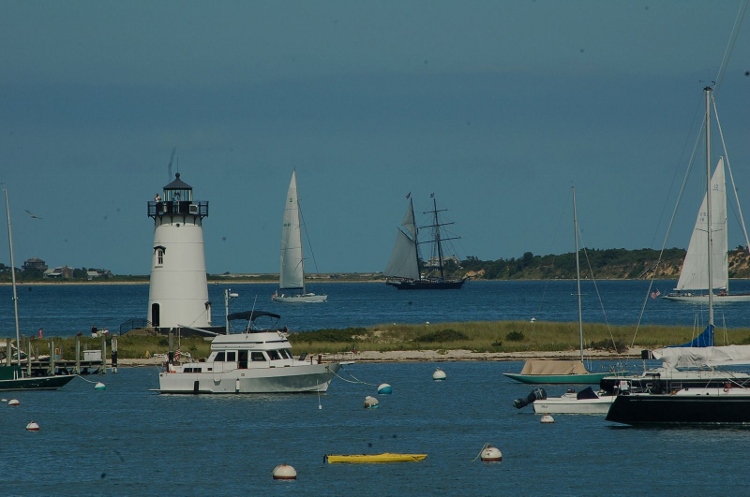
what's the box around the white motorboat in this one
[532,387,616,415]
[158,311,341,394]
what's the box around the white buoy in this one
[272,463,297,480]
[530,317,536,323]
[480,445,503,462]
[433,368,446,381]
[364,396,379,409]
[26,421,40,431]
[94,382,106,391]
[540,414,555,424]
[8,399,20,406]
[2,398,7,402]
[377,383,392,394]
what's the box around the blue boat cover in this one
[672,324,714,348]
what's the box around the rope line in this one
[334,365,380,387]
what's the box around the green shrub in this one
[417,329,469,343]
[506,331,525,342]
[291,327,369,343]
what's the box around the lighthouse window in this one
[157,249,164,266]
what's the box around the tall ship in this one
[384,195,466,290]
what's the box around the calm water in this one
[4,362,750,496]
[4,281,750,495]
[4,279,750,338]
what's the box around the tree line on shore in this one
[3,246,750,283]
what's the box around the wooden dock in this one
[1,335,119,376]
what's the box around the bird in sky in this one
[25,210,42,220]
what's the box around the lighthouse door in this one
[151,303,160,327]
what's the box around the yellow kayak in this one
[325,453,427,464]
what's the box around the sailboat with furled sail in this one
[384,194,466,290]
[504,188,614,385]
[0,189,74,391]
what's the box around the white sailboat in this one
[607,87,750,426]
[663,154,750,302]
[272,171,327,303]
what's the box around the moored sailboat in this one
[606,87,750,426]
[384,195,466,290]
[0,189,74,391]
[504,188,615,385]
[272,171,327,303]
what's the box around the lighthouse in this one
[147,173,212,332]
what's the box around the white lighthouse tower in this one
[147,173,212,332]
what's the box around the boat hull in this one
[0,366,75,391]
[503,372,611,385]
[606,388,750,425]
[158,362,340,394]
[599,370,750,395]
[325,453,427,464]
[271,293,327,303]
[662,293,750,303]
[533,394,615,414]
[385,278,466,290]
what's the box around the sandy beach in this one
[116,347,639,367]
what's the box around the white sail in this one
[675,157,728,291]
[384,229,420,279]
[384,200,420,280]
[279,171,304,290]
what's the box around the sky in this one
[1,1,749,275]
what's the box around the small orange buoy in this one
[272,463,297,480]
[26,421,40,431]
[480,445,503,462]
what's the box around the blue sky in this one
[1,1,749,275]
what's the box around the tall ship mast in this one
[384,194,466,290]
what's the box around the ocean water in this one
[3,279,750,338]
[4,362,750,497]
[3,281,750,495]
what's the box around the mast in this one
[572,187,584,363]
[409,198,421,280]
[3,189,21,364]
[432,197,445,279]
[421,195,459,281]
[297,197,306,294]
[705,86,714,326]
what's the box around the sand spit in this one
[117,347,638,367]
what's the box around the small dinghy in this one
[325,453,427,464]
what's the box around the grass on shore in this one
[18,321,750,361]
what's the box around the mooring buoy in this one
[480,445,503,462]
[272,463,297,480]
